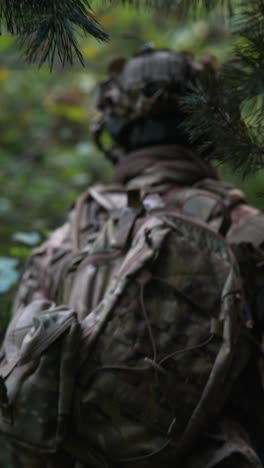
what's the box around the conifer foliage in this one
[1,0,264,170]
[180,0,264,170]
[0,0,108,67]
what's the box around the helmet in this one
[92,46,217,161]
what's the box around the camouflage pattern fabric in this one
[0,145,263,467]
[0,207,252,466]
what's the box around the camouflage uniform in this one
[3,50,264,467]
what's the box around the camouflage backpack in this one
[0,181,251,466]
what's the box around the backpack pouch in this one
[67,214,250,466]
[0,300,80,453]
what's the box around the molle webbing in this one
[166,179,246,236]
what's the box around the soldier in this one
[1,47,264,468]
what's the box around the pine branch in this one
[0,0,108,68]
[178,0,264,172]
[0,0,251,67]
[180,70,264,173]
[225,1,264,106]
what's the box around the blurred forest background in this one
[0,2,264,464]
[1,2,264,327]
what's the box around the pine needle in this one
[0,0,108,68]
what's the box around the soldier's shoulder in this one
[228,204,264,248]
[196,178,264,248]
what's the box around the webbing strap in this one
[72,185,127,253]
[72,190,91,253]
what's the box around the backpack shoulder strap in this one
[72,184,127,252]
[166,179,246,236]
[195,178,246,211]
[88,184,127,211]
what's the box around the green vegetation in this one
[0,3,264,466]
